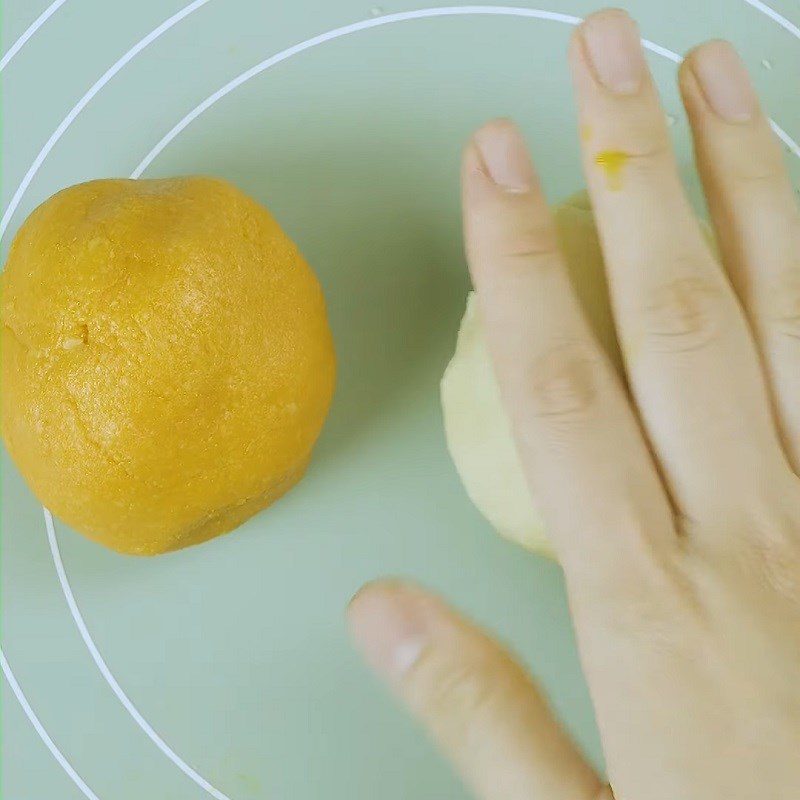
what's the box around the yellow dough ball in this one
[2,177,336,555]
[441,191,714,557]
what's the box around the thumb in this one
[347,580,609,800]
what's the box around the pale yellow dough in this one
[441,191,712,557]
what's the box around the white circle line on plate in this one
[2,0,798,244]
[0,0,70,73]
[0,0,212,244]
[132,3,800,178]
[0,0,794,78]
[742,0,800,40]
[2,2,791,798]
[0,647,101,800]
[132,5,578,177]
[44,509,234,800]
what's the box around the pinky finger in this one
[347,580,609,800]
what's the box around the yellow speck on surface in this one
[594,150,629,190]
[579,124,592,142]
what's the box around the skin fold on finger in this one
[680,40,800,476]
[347,580,608,800]
[568,8,790,521]
[461,118,676,587]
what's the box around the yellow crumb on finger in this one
[594,150,629,190]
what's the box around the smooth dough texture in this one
[2,177,336,555]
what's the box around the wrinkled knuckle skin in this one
[641,276,724,353]
[778,308,800,342]
[744,497,800,605]
[497,220,560,263]
[592,120,672,168]
[726,136,787,186]
[526,341,599,422]
[772,268,800,342]
[472,221,559,275]
[414,654,519,744]
[620,138,673,175]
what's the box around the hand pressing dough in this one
[441,191,713,557]
[2,177,335,555]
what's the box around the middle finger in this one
[568,9,789,522]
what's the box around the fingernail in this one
[472,119,535,193]
[581,10,646,94]
[690,41,756,123]
[347,581,427,682]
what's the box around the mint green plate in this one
[2,2,798,797]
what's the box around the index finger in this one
[462,119,675,588]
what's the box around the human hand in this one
[347,9,800,800]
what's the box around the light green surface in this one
[1,1,798,798]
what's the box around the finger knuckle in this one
[726,136,787,186]
[498,220,560,263]
[640,275,725,352]
[777,307,800,343]
[592,123,672,173]
[603,559,704,650]
[731,163,786,187]
[623,139,673,175]
[472,218,560,278]
[527,340,600,422]
[770,266,800,342]
[416,654,518,741]
[739,490,800,604]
